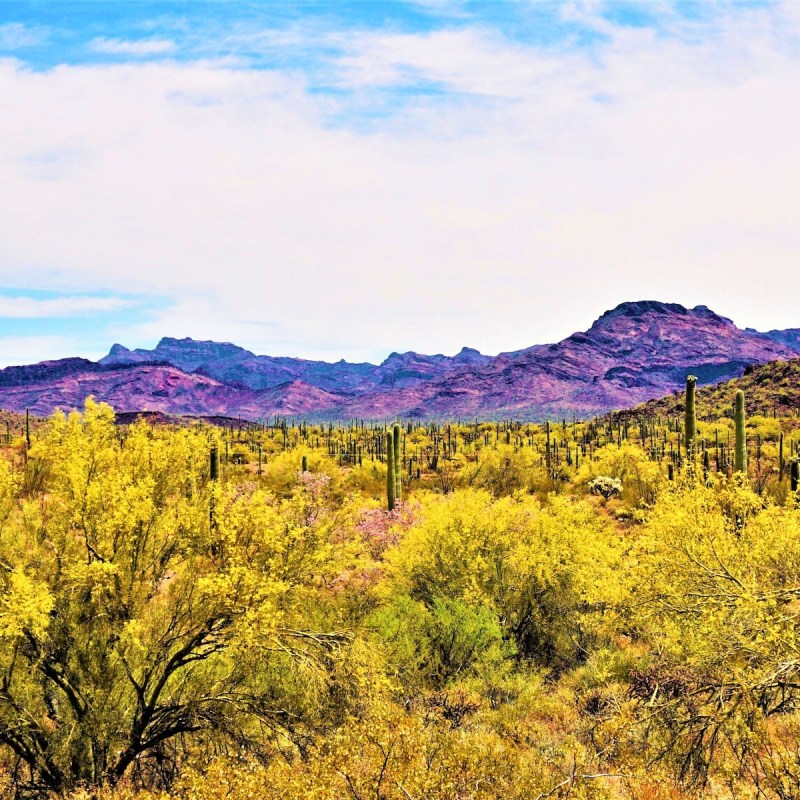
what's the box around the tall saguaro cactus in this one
[734,390,747,474]
[386,431,396,511]
[684,375,697,455]
[209,444,220,528]
[210,445,220,482]
[393,423,402,503]
[545,420,551,472]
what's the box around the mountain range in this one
[2,301,798,421]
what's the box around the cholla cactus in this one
[588,475,623,500]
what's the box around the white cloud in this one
[1,4,800,362]
[0,23,42,50]
[0,295,135,318]
[328,26,576,98]
[89,37,176,56]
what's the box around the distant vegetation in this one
[2,374,800,799]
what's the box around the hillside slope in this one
[630,358,800,420]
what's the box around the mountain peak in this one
[591,300,732,330]
[156,336,207,348]
[597,300,688,323]
[153,337,253,360]
[453,346,488,364]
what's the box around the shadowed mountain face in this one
[630,358,800,421]
[100,339,493,392]
[748,327,800,353]
[3,301,799,420]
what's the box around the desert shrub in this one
[578,441,665,507]
[383,489,624,670]
[368,594,513,690]
[625,482,800,789]
[455,444,552,496]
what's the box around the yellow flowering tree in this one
[0,400,359,794]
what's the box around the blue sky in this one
[0,1,797,365]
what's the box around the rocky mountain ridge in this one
[100,338,493,393]
[3,301,799,420]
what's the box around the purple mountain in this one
[1,301,798,420]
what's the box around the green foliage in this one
[368,595,512,690]
[383,489,623,670]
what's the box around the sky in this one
[0,0,799,366]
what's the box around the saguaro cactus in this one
[210,445,220,481]
[386,431,396,511]
[393,423,401,503]
[545,420,551,471]
[301,454,308,473]
[734,390,747,474]
[684,376,697,455]
[209,444,220,528]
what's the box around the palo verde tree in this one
[627,481,800,791]
[0,399,354,795]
